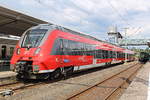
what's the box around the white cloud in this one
[0,0,150,40]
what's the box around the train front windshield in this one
[21,29,47,48]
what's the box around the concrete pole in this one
[123,28,129,63]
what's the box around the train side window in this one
[51,38,61,55]
[116,52,118,58]
[110,51,113,58]
[106,51,108,59]
[62,39,69,55]
[117,52,119,58]
[118,52,120,58]
[99,49,102,59]
[113,51,115,58]
[1,45,7,59]
[108,51,110,58]
[102,50,105,59]
[81,43,84,55]
[79,42,83,55]
[68,40,73,55]
[104,50,106,59]
[104,51,106,59]
[59,38,64,55]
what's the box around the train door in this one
[59,38,69,66]
[1,45,7,59]
[59,38,64,65]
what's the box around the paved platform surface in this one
[0,71,16,79]
[120,62,150,100]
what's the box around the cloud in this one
[0,0,150,40]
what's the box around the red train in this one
[10,24,134,79]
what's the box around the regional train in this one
[139,52,149,63]
[10,24,134,79]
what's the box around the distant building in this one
[107,26,123,45]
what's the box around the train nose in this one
[27,48,41,56]
[15,61,33,73]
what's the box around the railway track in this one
[0,79,55,96]
[0,75,17,86]
[67,63,143,100]
[0,62,123,97]
[0,62,141,99]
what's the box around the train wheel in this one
[105,62,111,67]
[61,66,74,80]
[65,66,74,76]
[16,74,27,81]
[121,61,125,64]
[108,62,111,66]
[50,68,62,80]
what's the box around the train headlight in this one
[34,48,41,55]
[16,48,20,55]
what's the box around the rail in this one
[67,63,143,100]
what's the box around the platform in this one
[0,71,17,85]
[120,62,150,100]
[0,71,16,79]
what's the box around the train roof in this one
[36,24,134,54]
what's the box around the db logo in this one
[79,56,86,62]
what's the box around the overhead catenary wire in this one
[105,0,131,26]
[132,27,142,36]
[33,0,107,38]
[34,0,143,41]
[106,0,143,38]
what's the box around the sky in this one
[0,0,150,41]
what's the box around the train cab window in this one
[21,29,47,48]
[1,45,6,59]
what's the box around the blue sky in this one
[0,0,150,41]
